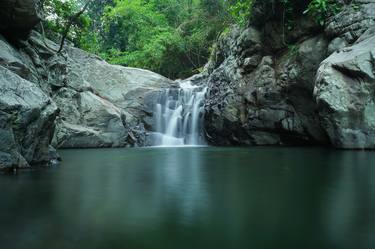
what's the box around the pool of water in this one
[0,147,375,249]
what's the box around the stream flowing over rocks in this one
[1,0,375,170]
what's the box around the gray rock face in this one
[64,47,174,124]
[314,33,375,149]
[52,88,128,148]
[199,0,375,149]
[0,66,58,170]
[325,1,375,45]
[203,21,329,146]
[51,47,174,148]
[0,28,173,169]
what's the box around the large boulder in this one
[18,33,174,148]
[314,32,375,149]
[64,47,174,124]
[52,88,128,148]
[200,0,375,149]
[51,46,174,148]
[325,1,375,45]
[0,30,174,149]
[0,66,58,170]
[0,0,42,39]
[203,23,329,146]
[0,0,174,166]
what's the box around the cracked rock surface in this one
[200,0,375,148]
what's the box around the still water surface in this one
[0,147,375,249]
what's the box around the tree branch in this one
[57,0,92,54]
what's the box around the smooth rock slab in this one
[314,32,375,149]
[52,88,128,148]
[50,47,175,148]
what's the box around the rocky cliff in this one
[1,0,375,170]
[200,0,375,149]
[0,0,173,170]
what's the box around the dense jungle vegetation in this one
[42,0,339,79]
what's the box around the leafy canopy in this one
[43,0,342,79]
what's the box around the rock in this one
[0,35,33,80]
[0,0,176,168]
[251,0,311,28]
[52,88,128,148]
[251,0,320,52]
[0,66,58,170]
[199,0,375,149]
[0,29,175,150]
[325,2,375,44]
[0,0,42,40]
[314,33,375,149]
[203,19,329,146]
[328,37,349,55]
[356,25,375,43]
[54,46,175,147]
[1,0,374,160]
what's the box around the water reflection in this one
[0,147,374,249]
[323,151,375,249]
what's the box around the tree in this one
[42,0,254,78]
[57,0,93,53]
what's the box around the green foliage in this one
[42,0,240,78]
[42,0,344,78]
[287,44,299,58]
[101,0,179,76]
[97,0,232,78]
[228,0,254,27]
[43,0,91,44]
[42,0,251,78]
[304,0,341,26]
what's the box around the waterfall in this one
[151,81,207,146]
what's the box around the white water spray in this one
[151,81,207,146]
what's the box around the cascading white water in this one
[151,81,207,146]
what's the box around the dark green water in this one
[1,147,375,249]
